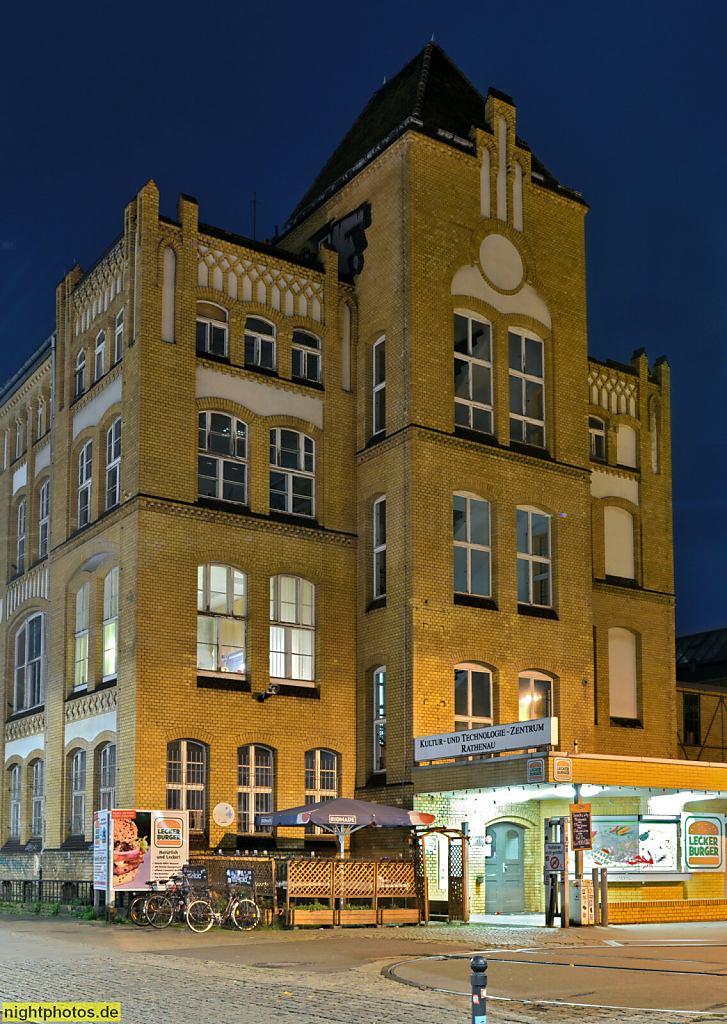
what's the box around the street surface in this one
[0,916,725,1022]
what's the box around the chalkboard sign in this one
[183,864,209,887]
[569,804,593,852]
[226,868,254,887]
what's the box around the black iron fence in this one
[0,879,94,904]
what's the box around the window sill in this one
[65,687,88,702]
[366,597,386,613]
[196,350,230,366]
[291,376,324,391]
[509,440,552,460]
[365,431,386,449]
[197,496,252,517]
[197,674,250,692]
[454,425,500,447]
[244,363,279,378]
[517,604,558,620]
[268,681,320,699]
[604,575,640,589]
[6,705,44,723]
[454,593,497,611]
[96,677,118,691]
[610,717,643,729]
[268,510,320,529]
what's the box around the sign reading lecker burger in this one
[111,810,189,891]
[682,813,724,872]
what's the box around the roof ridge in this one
[412,42,434,120]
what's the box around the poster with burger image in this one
[682,813,725,872]
[112,810,152,890]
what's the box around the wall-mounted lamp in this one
[255,683,280,703]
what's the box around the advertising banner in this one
[569,803,593,851]
[111,809,189,891]
[583,816,678,873]
[681,813,725,871]
[93,810,109,890]
[414,717,558,761]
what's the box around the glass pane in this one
[235,421,246,458]
[222,461,246,503]
[308,353,320,381]
[293,331,319,349]
[531,514,550,558]
[508,332,522,370]
[471,320,490,361]
[232,571,245,617]
[209,565,228,613]
[279,577,298,623]
[472,406,491,433]
[510,416,524,442]
[516,509,529,553]
[280,430,300,469]
[518,677,531,721]
[197,617,215,670]
[524,337,543,377]
[195,321,207,352]
[454,669,468,718]
[509,375,523,415]
[197,565,205,611]
[211,325,226,356]
[103,621,117,677]
[453,314,468,354]
[470,499,489,546]
[471,671,491,719]
[219,619,245,673]
[270,471,288,510]
[374,389,385,432]
[292,476,313,516]
[517,557,530,603]
[260,339,274,368]
[375,499,386,546]
[533,562,550,606]
[454,400,470,427]
[453,545,468,593]
[209,414,232,454]
[198,455,218,497]
[471,363,491,405]
[238,747,250,787]
[303,437,314,473]
[374,342,385,386]
[374,549,386,597]
[453,359,469,399]
[244,335,256,364]
[533,679,551,718]
[374,671,386,717]
[453,495,467,542]
[505,830,520,860]
[525,380,543,420]
[291,349,302,377]
[269,627,286,678]
[300,580,314,626]
[526,422,544,446]
[291,628,313,680]
[470,548,489,597]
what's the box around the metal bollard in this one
[470,955,487,1023]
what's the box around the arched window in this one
[37,400,44,439]
[292,331,321,383]
[269,429,314,517]
[304,749,337,833]
[9,766,21,838]
[74,583,90,689]
[197,564,246,675]
[518,671,553,721]
[454,312,493,433]
[516,507,551,606]
[196,302,228,357]
[244,316,275,369]
[454,664,493,730]
[30,760,43,836]
[589,417,606,461]
[198,413,247,504]
[16,498,26,574]
[269,576,314,683]
[106,418,121,509]
[616,424,637,468]
[103,568,119,680]
[509,330,545,446]
[604,507,635,579]
[453,493,490,597]
[78,440,92,528]
[38,481,49,559]
[94,331,105,381]
[608,628,638,720]
[75,350,86,399]
[237,745,273,833]
[71,750,86,835]
[14,613,43,712]
[99,743,116,811]
[373,667,386,772]
[114,308,124,364]
[15,419,23,459]
[166,740,205,830]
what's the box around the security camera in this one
[255,683,281,703]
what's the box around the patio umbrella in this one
[256,797,435,856]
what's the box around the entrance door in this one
[484,822,525,913]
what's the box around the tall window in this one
[509,330,544,446]
[454,313,493,433]
[589,417,606,461]
[604,506,635,579]
[305,749,337,833]
[269,576,315,683]
[103,568,119,679]
[99,744,116,811]
[38,481,49,559]
[15,420,22,459]
[114,308,124,364]
[75,350,86,399]
[14,614,43,712]
[292,331,321,383]
[608,627,638,720]
[16,499,26,574]
[75,583,90,689]
[106,418,121,509]
[516,507,551,607]
[94,331,105,381]
[373,497,386,599]
[196,302,228,357]
[9,766,21,839]
[237,745,273,834]
[71,750,86,834]
[197,564,246,675]
[198,413,247,504]
[78,440,93,527]
[453,494,490,596]
[166,740,205,830]
[269,429,314,517]
[37,401,43,439]
[454,664,493,730]
[373,667,386,772]
[372,336,385,434]
[244,316,275,368]
[683,692,701,746]
[31,760,43,836]
[518,672,552,721]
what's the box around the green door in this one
[484,822,525,913]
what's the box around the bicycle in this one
[186,888,260,933]
[130,874,201,928]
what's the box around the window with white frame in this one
[372,336,385,434]
[106,418,121,509]
[269,575,315,684]
[454,664,493,730]
[38,481,49,559]
[304,749,337,833]
[244,316,275,369]
[103,568,119,680]
[30,760,43,836]
[269,429,314,517]
[197,564,246,675]
[16,498,26,574]
[373,667,386,772]
[14,613,43,712]
[509,330,545,446]
[114,308,124,364]
[291,331,321,383]
[198,413,247,504]
[78,440,92,527]
[516,507,551,606]
[71,750,86,834]
[9,766,21,839]
[453,494,490,597]
[608,627,638,720]
[454,313,493,433]
[373,497,386,600]
[196,302,228,358]
[74,583,90,689]
[98,743,116,811]
[518,671,552,721]
[75,350,86,399]
[589,416,606,461]
[237,745,273,833]
[166,740,205,830]
[94,331,105,381]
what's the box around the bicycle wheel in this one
[231,898,260,931]
[129,896,150,927]
[186,898,214,933]
[146,894,175,928]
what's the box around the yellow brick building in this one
[1,44,725,917]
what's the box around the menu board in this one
[583,817,678,873]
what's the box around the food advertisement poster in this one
[93,809,109,890]
[582,817,678,873]
[681,813,724,872]
[111,809,189,891]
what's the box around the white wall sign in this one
[414,717,558,761]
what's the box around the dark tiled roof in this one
[676,627,727,684]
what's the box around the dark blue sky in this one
[1,1,724,635]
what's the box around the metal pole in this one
[600,868,608,926]
[470,955,487,1023]
[574,784,583,882]
[592,867,600,926]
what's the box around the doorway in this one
[484,822,525,913]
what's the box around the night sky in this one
[1,1,724,636]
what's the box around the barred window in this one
[304,749,337,834]
[237,745,273,834]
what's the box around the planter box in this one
[338,909,377,926]
[290,908,335,927]
[378,907,420,925]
